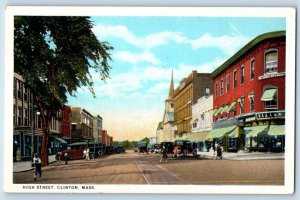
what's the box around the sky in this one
[66,16,285,141]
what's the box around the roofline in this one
[210,30,286,79]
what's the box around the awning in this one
[55,137,68,144]
[261,88,277,101]
[228,101,236,111]
[206,126,236,139]
[268,125,285,136]
[213,108,218,115]
[214,107,223,116]
[244,125,268,138]
[228,127,239,138]
[185,131,211,141]
[220,105,229,114]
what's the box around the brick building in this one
[174,71,212,139]
[208,30,286,152]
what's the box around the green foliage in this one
[140,137,150,143]
[14,16,113,110]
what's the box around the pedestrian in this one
[160,146,168,163]
[16,148,21,162]
[56,152,62,163]
[64,152,70,165]
[83,148,87,159]
[86,148,90,160]
[216,143,222,160]
[32,153,42,181]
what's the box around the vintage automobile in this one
[137,141,149,153]
[57,141,102,160]
[160,142,174,154]
[173,140,193,157]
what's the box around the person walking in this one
[160,146,168,163]
[216,143,222,160]
[86,148,90,160]
[64,152,70,165]
[32,153,42,181]
[83,148,87,160]
[16,148,21,162]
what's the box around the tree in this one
[14,16,113,166]
[140,137,150,143]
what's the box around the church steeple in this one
[168,70,174,99]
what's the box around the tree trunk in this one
[40,108,51,167]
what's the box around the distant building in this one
[162,71,176,142]
[70,107,93,142]
[191,95,213,133]
[93,115,103,143]
[156,122,164,143]
[174,71,212,139]
[61,105,71,142]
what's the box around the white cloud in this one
[147,82,169,94]
[190,33,250,55]
[114,51,161,65]
[93,24,187,50]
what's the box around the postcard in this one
[3,6,295,194]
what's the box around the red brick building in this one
[208,31,286,152]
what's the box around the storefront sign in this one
[256,111,285,119]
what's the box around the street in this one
[13,151,284,185]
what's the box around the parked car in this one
[137,141,149,153]
[160,142,174,154]
[173,140,193,157]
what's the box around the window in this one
[241,65,245,84]
[205,88,210,96]
[265,49,278,73]
[220,79,224,96]
[192,122,197,128]
[239,97,244,115]
[24,109,28,126]
[17,80,23,99]
[233,70,237,89]
[250,59,255,80]
[226,74,230,92]
[215,81,218,98]
[262,88,278,109]
[170,103,174,108]
[24,85,28,102]
[250,95,254,112]
[17,107,22,126]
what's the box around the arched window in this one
[265,49,278,73]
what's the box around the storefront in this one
[240,111,285,152]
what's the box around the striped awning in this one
[228,101,236,111]
[214,107,223,116]
[244,125,268,138]
[206,126,236,139]
[261,89,277,101]
[185,131,211,141]
[228,127,239,138]
[220,105,229,114]
[268,125,285,136]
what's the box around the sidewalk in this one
[197,151,285,160]
[13,155,57,173]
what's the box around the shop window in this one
[233,70,237,89]
[250,59,255,80]
[241,65,245,84]
[265,49,278,73]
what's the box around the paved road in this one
[132,153,183,184]
[13,151,284,185]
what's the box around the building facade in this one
[93,115,103,142]
[209,31,286,152]
[156,122,164,143]
[160,71,176,142]
[70,107,94,142]
[61,105,71,142]
[191,95,213,133]
[174,71,212,139]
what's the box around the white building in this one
[191,95,213,133]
